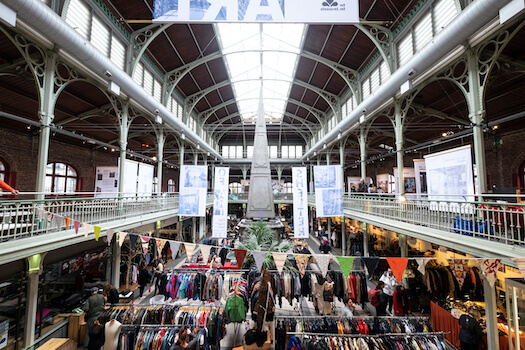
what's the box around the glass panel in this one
[270,146,278,158]
[110,35,126,70]
[55,177,66,193]
[0,173,4,181]
[398,32,414,67]
[434,0,458,36]
[67,165,77,177]
[247,146,254,158]
[46,163,54,175]
[55,163,66,176]
[0,162,4,171]
[45,176,52,193]
[133,62,144,86]
[143,70,154,95]
[64,0,90,39]
[282,146,288,158]
[289,146,295,158]
[414,12,433,51]
[295,145,302,158]
[66,178,76,193]
[91,15,110,56]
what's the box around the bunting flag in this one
[37,208,44,218]
[200,245,212,263]
[65,217,71,229]
[315,254,332,277]
[272,252,288,274]
[336,257,355,279]
[107,229,115,245]
[514,258,525,280]
[362,257,380,277]
[46,212,53,225]
[73,220,81,234]
[156,239,166,255]
[295,254,310,278]
[479,259,501,287]
[94,226,101,241]
[415,258,428,275]
[169,241,181,260]
[386,257,409,283]
[449,259,469,288]
[118,232,128,247]
[184,243,196,261]
[234,249,247,268]
[252,251,267,272]
[129,235,139,250]
[55,215,65,228]
[141,237,151,255]
[83,223,90,238]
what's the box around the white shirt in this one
[379,272,397,296]
[155,262,164,274]
[341,305,354,317]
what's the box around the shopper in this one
[393,284,410,316]
[170,327,197,350]
[357,179,367,193]
[0,178,19,195]
[379,268,397,314]
[368,281,388,316]
[341,297,356,317]
[103,283,119,305]
[87,319,105,350]
[319,238,331,254]
[82,287,106,347]
[137,261,151,298]
[153,258,164,295]
[459,308,483,350]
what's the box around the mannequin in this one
[104,319,122,350]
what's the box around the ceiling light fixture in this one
[180,133,185,140]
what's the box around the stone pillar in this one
[398,233,407,257]
[199,216,205,239]
[362,222,369,257]
[359,127,367,181]
[394,101,405,196]
[111,243,121,289]
[156,132,165,194]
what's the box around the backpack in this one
[368,288,380,307]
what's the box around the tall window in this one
[0,159,6,182]
[229,182,243,193]
[45,163,78,193]
[167,179,176,192]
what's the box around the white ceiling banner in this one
[178,165,208,217]
[212,167,229,238]
[314,165,343,217]
[292,167,309,238]
[153,0,360,24]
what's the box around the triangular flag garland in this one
[251,251,266,271]
[234,249,247,268]
[449,259,469,288]
[83,223,90,238]
[142,237,151,255]
[315,254,332,277]
[362,257,380,277]
[129,235,139,250]
[336,256,355,279]
[94,226,101,241]
[107,229,115,246]
[56,215,65,228]
[73,220,81,234]
[169,241,181,260]
[200,245,212,264]
[295,254,310,278]
[65,217,71,229]
[479,259,501,287]
[141,235,151,242]
[272,252,288,274]
[118,232,128,247]
[184,243,196,261]
[386,257,409,284]
[156,239,166,255]
[415,258,428,275]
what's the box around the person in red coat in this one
[393,284,411,316]
[0,178,18,195]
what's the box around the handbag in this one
[323,289,334,302]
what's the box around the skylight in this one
[216,23,305,124]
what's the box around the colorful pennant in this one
[65,217,71,229]
[141,237,150,255]
[94,226,101,241]
[449,259,469,288]
[295,254,310,278]
[252,251,267,271]
[336,256,355,279]
[386,257,409,284]
[272,252,288,274]
[362,257,380,277]
[479,259,501,287]
[234,249,247,268]
[83,223,90,238]
[118,232,128,247]
[107,229,115,245]
[129,235,139,250]
[415,258,428,275]
[73,220,81,234]
[156,239,166,255]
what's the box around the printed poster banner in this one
[479,259,500,287]
[212,167,230,238]
[179,165,208,217]
[292,167,309,238]
[153,0,360,24]
[314,165,343,217]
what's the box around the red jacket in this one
[393,289,411,316]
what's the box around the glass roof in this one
[216,23,305,124]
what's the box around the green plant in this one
[236,221,296,271]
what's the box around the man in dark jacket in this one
[459,308,483,349]
[83,287,106,346]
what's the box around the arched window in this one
[45,163,78,193]
[167,179,176,193]
[0,158,6,182]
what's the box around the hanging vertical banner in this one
[314,165,343,217]
[292,167,309,238]
[179,165,208,217]
[212,167,229,238]
[153,0,360,24]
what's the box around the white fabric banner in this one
[252,251,267,272]
[212,167,229,238]
[292,167,309,238]
[179,165,208,216]
[200,245,213,264]
[314,165,343,217]
[153,0,360,24]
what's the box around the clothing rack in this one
[274,315,429,320]
[287,331,447,338]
